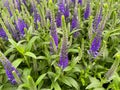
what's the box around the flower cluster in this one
[89,5,103,58]
[56,1,69,27]
[84,0,90,19]
[58,16,68,69]
[0,28,8,39]
[0,51,20,84]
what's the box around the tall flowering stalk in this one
[89,34,101,58]
[93,6,102,32]
[105,53,120,79]
[3,18,27,41]
[0,51,21,84]
[31,0,41,28]
[14,0,21,11]
[56,0,70,27]
[59,15,68,69]
[89,4,110,58]
[49,12,58,54]
[49,0,58,54]
[64,4,70,19]
[71,0,80,37]
[84,0,90,19]
[4,0,12,17]
[56,1,65,27]
[89,8,102,58]
[56,12,62,27]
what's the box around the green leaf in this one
[0,85,3,90]
[25,36,39,52]
[36,56,47,60]
[22,68,32,82]
[40,89,51,90]
[60,76,72,87]
[51,82,61,90]
[66,77,80,90]
[28,75,37,90]
[12,58,23,68]
[93,88,105,90]
[17,83,29,90]
[63,66,73,72]
[86,77,101,89]
[68,49,79,53]
[60,76,79,90]
[25,52,36,59]
[9,39,24,55]
[4,47,14,56]
[35,73,46,86]
[51,55,59,59]
[2,85,17,90]
[69,29,81,36]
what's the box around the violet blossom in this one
[50,11,58,54]
[59,16,68,69]
[16,18,27,37]
[0,28,8,39]
[84,0,90,19]
[0,51,20,84]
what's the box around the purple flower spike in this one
[0,28,8,39]
[71,0,75,3]
[50,26,58,48]
[31,1,41,28]
[78,0,82,5]
[59,55,68,69]
[58,16,68,69]
[34,13,41,23]
[71,5,80,38]
[4,0,12,17]
[58,3,65,14]
[56,11,62,27]
[93,7,102,31]
[22,0,27,5]
[16,19,27,36]
[59,35,68,69]
[4,61,20,84]
[64,5,70,18]
[15,0,21,11]
[89,35,101,58]
[50,11,58,53]
[84,1,90,19]
[71,0,82,5]
[71,16,78,30]
[71,15,80,38]
[56,1,69,27]
[0,52,20,84]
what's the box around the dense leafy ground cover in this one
[0,0,120,90]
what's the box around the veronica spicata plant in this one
[0,0,120,90]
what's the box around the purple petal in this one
[56,12,62,27]
[89,35,101,57]
[0,28,8,39]
[16,19,27,36]
[84,1,90,19]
